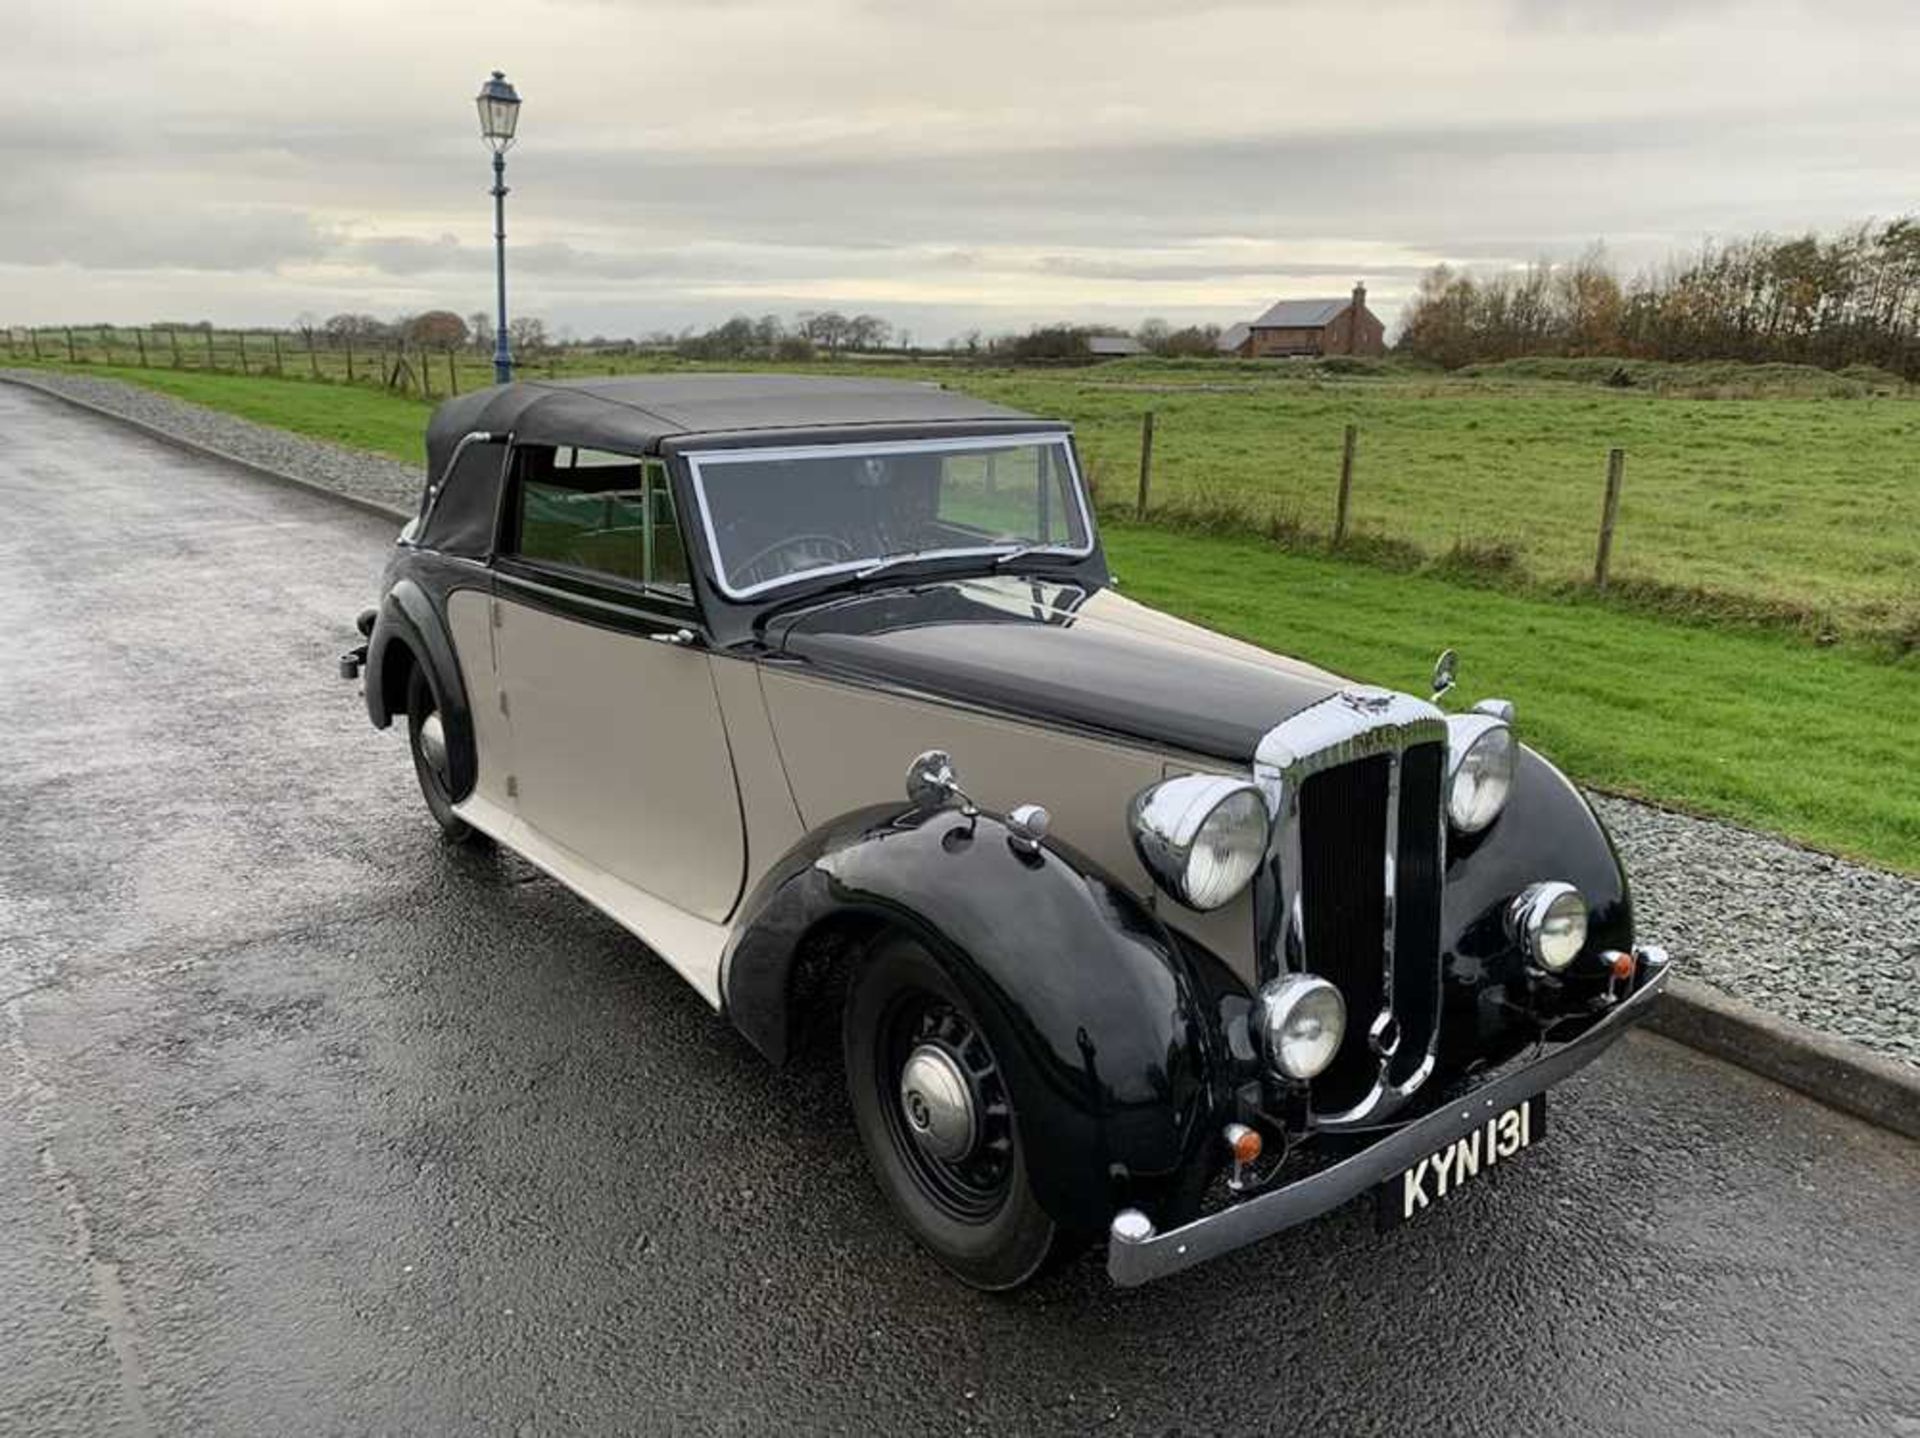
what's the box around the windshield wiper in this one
[994,543,1069,567]
[854,549,949,580]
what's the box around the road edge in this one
[6,369,1916,1141]
[1647,979,1919,1140]
[0,372,413,524]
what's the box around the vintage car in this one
[342,375,1670,1289]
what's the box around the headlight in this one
[1509,881,1589,972]
[1128,775,1270,911]
[1257,975,1346,1079]
[1445,714,1515,833]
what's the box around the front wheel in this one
[843,936,1068,1290]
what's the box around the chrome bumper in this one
[1107,948,1671,1287]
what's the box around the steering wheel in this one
[732,533,858,587]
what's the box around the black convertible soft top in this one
[422,374,1049,486]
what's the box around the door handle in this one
[649,627,697,646]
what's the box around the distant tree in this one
[995,324,1093,361]
[1136,317,1172,353]
[847,314,892,351]
[323,312,386,342]
[773,334,815,362]
[406,310,470,349]
[468,311,494,353]
[1160,323,1221,357]
[507,316,548,355]
[798,310,852,354]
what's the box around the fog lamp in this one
[1509,881,1589,972]
[1257,975,1347,1080]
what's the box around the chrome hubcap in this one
[418,712,449,781]
[898,1043,977,1163]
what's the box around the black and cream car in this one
[343,375,1670,1289]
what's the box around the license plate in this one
[1377,1093,1546,1230]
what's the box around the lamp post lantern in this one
[476,70,522,385]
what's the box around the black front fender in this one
[721,804,1225,1234]
[364,578,478,802]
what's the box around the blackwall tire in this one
[843,934,1071,1290]
[405,667,485,846]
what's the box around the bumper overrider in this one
[1107,945,1672,1286]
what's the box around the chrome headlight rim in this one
[1508,880,1589,973]
[1256,974,1347,1080]
[1128,774,1271,912]
[1445,712,1516,834]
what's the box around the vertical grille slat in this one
[1297,755,1391,1110]
[1389,741,1446,1084]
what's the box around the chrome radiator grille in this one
[1255,690,1449,1126]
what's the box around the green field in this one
[22,348,1917,647]
[8,358,1916,870]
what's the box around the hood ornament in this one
[1338,687,1396,716]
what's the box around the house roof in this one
[1217,322,1250,353]
[424,375,1044,481]
[1087,335,1146,356]
[1248,297,1349,329]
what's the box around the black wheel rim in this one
[876,991,1015,1224]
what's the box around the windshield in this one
[687,434,1092,598]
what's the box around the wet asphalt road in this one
[2,383,1918,1437]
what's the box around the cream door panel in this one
[446,588,514,809]
[493,598,746,922]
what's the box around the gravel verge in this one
[6,369,1915,1084]
[0,367,421,514]
[1592,797,1919,1069]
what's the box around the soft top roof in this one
[424,374,1047,483]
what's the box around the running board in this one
[454,793,728,1009]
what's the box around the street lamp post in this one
[475,70,522,385]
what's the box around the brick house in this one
[1218,283,1385,359]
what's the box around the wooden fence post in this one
[204,328,217,369]
[1594,447,1626,589]
[446,348,458,396]
[170,329,181,367]
[1334,423,1358,544]
[135,329,147,366]
[344,339,355,384]
[64,327,77,362]
[307,335,320,379]
[236,331,248,376]
[1135,410,1155,520]
[420,345,433,399]
[271,331,283,375]
[30,329,42,360]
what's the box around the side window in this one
[510,447,691,598]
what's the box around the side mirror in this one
[1431,647,1458,700]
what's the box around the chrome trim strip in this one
[1252,689,1449,1127]
[683,432,1097,601]
[1106,952,1672,1287]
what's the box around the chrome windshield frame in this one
[681,432,1096,601]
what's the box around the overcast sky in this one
[3,0,1915,342]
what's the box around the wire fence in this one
[0,324,543,400]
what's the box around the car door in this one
[490,442,746,922]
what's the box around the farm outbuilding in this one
[1087,335,1147,359]
[1219,284,1385,359]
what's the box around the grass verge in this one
[1105,521,1918,872]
